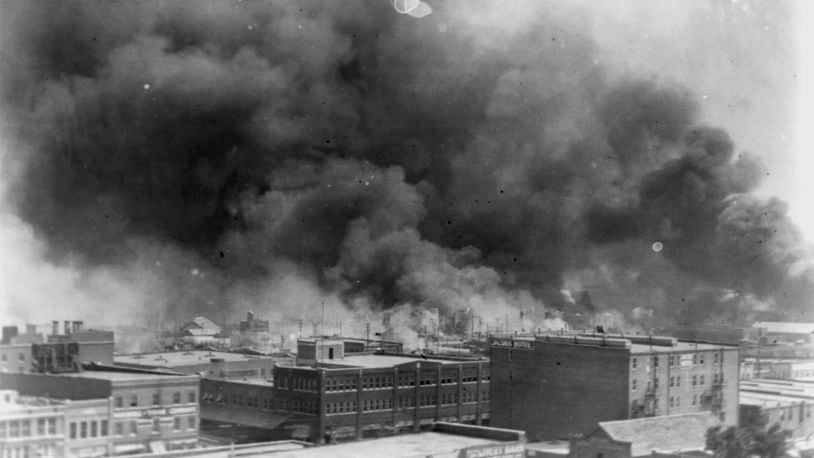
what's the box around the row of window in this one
[68,420,108,439]
[114,390,196,408]
[0,353,26,363]
[778,405,813,422]
[632,352,724,370]
[0,418,57,439]
[632,373,721,391]
[111,417,196,436]
[319,370,490,393]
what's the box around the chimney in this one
[247,311,254,322]
[2,326,18,345]
[72,321,83,333]
[52,321,59,336]
[64,321,72,335]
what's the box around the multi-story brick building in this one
[1,370,200,454]
[200,338,490,443]
[489,334,739,441]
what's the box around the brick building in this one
[489,334,739,441]
[200,338,490,443]
[1,370,200,454]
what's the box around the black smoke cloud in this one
[1,0,810,331]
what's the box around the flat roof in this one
[114,351,277,368]
[740,379,814,400]
[268,431,510,458]
[630,341,731,354]
[316,354,464,369]
[59,370,197,382]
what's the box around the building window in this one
[174,417,181,430]
[677,375,681,387]
[130,421,137,435]
[653,356,659,368]
[669,377,674,388]
[152,418,160,434]
[37,419,45,436]
[700,375,705,385]
[173,391,181,403]
[69,422,77,439]
[188,391,196,403]
[130,395,138,407]
[692,395,697,405]
[47,418,56,435]
[91,421,97,437]
[692,375,697,386]
[115,396,123,407]
[114,423,123,437]
[1,353,6,362]
[153,392,161,405]
[100,420,108,437]
[18,353,25,362]
[187,416,196,430]
[632,358,638,370]
[80,421,87,438]
[654,378,659,389]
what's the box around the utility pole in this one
[298,319,303,338]
[312,322,317,337]
[365,323,370,342]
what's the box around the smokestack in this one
[246,311,254,322]
[64,321,71,335]
[52,321,59,336]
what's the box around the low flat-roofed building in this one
[121,422,525,458]
[740,378,814,440]
[1,370,200,454]
[569,412,721,458]
[114,350,291,380]
[741,358,814,381]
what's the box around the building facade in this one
[1,370,200,454]
[114,350,291,380]
[489,334,739,441]
[740,379,814,440]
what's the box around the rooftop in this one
[740,379,814,401]
[115,351,276,368]
[289,353,469,369]
[752,322,814,335]
[268,431,513,458]
[629,341,730,354]
[596,412,720,457]
[59,370,197,382]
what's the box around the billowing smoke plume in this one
[0,0,810,340]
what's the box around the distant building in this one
[1,322,113,374]
[199,337,490,443]
[239,312,270,333]
[740,379,814,440]
[1,370,200,454]
[742,358,814,381]
[489,334,739,441]
[114,350,292,380]
[751,322,814,345]
[655,325,750,346]
[569,412,721,458]
[179,317,227,347]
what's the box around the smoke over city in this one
[0,0,810,340]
